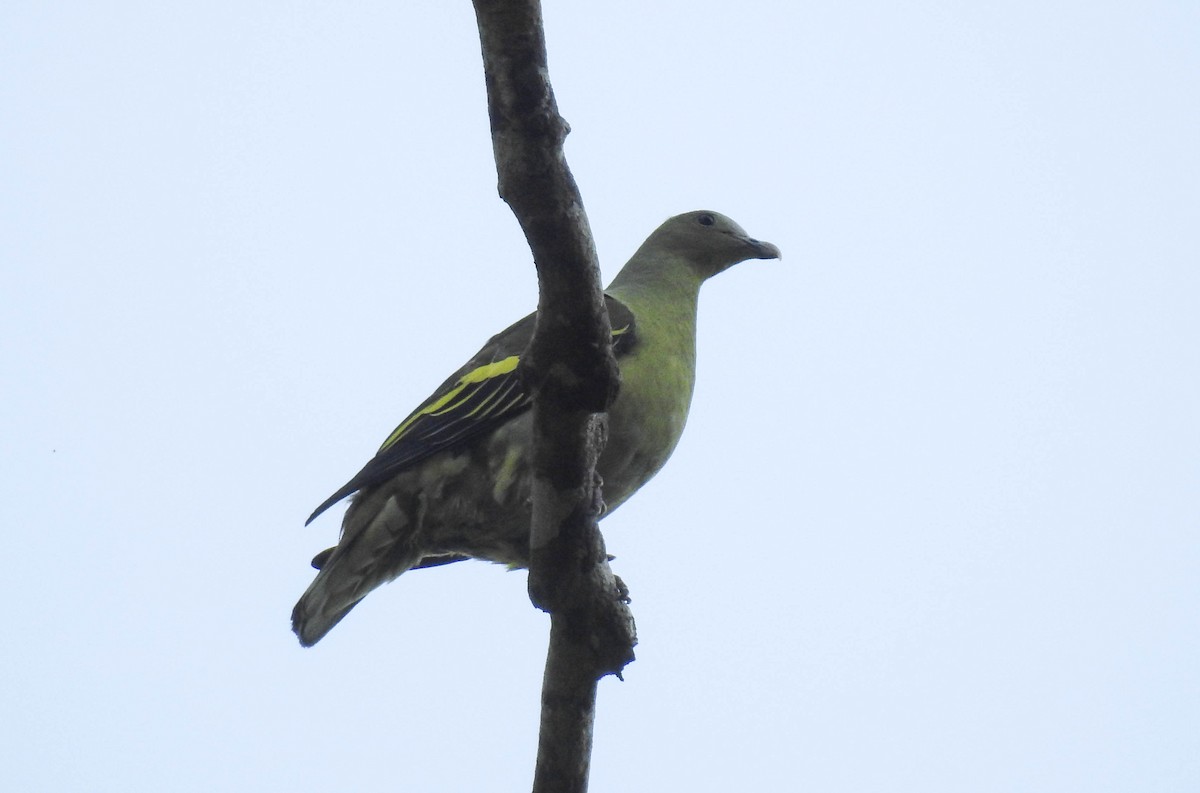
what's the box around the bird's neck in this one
[605,253,704,378]
[605,253,704,322]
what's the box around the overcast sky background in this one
[4,2,1197,791]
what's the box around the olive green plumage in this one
[293,211,780,646]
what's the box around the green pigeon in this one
[293,210,780,646]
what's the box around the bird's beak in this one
[747,238,782,260]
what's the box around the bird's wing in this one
[306,295,638,524]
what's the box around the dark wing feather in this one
[306,295,637,525]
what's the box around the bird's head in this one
[646,210,781,280]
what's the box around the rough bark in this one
[471,1,637,791]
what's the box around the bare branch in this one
[471,1,637,791]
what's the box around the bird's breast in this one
[598,337,696,511]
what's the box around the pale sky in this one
[4,2,1198,791]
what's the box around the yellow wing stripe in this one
[461,379,512,419]
[378,355,521,452]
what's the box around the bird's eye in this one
[697,213,715,226]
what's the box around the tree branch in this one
[471,1,637,791]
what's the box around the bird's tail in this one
[292,493,422,646]
[291,581,363,648]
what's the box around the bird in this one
[293,210,781,646]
